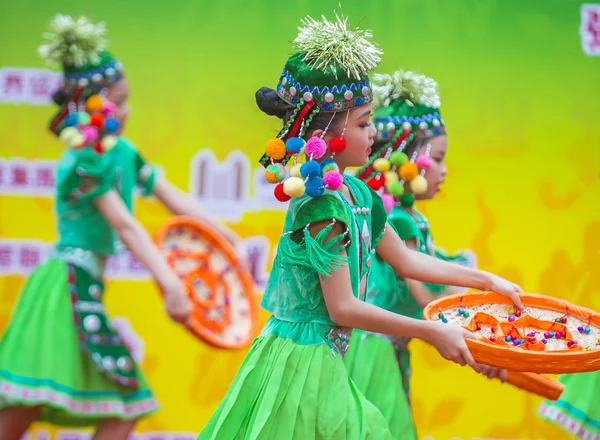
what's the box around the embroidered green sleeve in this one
[388,209,420,242]
[367,187,388,247]
[56,147,116,202]
[134,151,157,197]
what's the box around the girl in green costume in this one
[346,70,494,438]
[198,14,521,440]
[538,374,600,437]
[0,15,243,440]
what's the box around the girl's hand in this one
[161,273,192,325]
[479,364,508,382]
[488,274,524,309]
[425,321,481,373]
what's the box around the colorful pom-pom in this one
[381,193,395,213]
[367,177,383,191]
[300,160,321,178]
[416,155,433,169]
[90,113,105,129]
[399,162,419,181]
[329,136,347,153]
[77,112,91,127]
[384,171,399,185]
[101,135,118,151]
[265,138,287,160]
[59,126,80,144]
[286,137,306,154]
[102,101,116,116]
[305,136,327,159]
[274,183,291,202]
[82,126,99,144]
[86,95,104,113]
[323,171,343,190]
[400,193,416,208]
[104,117,120,133]
[321,158,339,173]
[64,113,79,127]
[305,177,325,198]
[290,164,302,178]
[265,164,286,183]
[67,132,86,149]
[410,175,428,195]
[390,151,408,167]
[388,181,405,197]
[94,142,104,154]
[283,177,305,198]
[373,158,391,173]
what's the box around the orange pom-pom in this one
[86,95,104,113]
[265,138,286,160]
[90,113,105,129]
[399,162,419,181]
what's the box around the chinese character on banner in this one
[35,164,56,191]
[581,4,600,56]
[0,245,14,270]
[9,162,30,190]
[127,253,147,275]
[25,69,62,105]
[1,69,24,102]
[19,246,41,270]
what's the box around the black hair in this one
[255,86,343,139]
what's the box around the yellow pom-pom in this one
[67,132,85,148]
[290,164,302,178]
[410,175,428,195]
[86,95,104,113]
[265,138,287,160]
[283,177,305,198]
[384,171,399,185]
[373,158,391,173]
[59,127,80,144]
[101,135,118,151]
[399,162,419,181]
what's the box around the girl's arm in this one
[94,190,191,323]
[376,226,524,309]
[313,220,482,373]
[152,177,243,247]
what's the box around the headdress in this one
[259,12,382,202]
[355,70,446,209]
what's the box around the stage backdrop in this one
[1,0,599,438]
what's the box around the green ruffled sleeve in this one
[278,194,351,278]
[56,147,116,203]
[367,187,388,247]
[388,208,420,242]
[134,150,157,196]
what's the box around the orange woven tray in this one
[155,216,261,349]
[423,292,600,374]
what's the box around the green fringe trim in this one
[278,222,349,278]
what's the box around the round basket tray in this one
[155,216,261,349]
[423,292,600,374]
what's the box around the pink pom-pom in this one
[305,136,327,159]
[323,170,343,190]
[381,193,395,213]
[82,126,99,144]
[415,155,432,169]
[102,101,116,116]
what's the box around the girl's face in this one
[416,134,448,200]
[312,103,376,171]
[105,77,130,134]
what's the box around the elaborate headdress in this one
[355,70,445,209]
[39,14,123,153]
[259,12,382,202]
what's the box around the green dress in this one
[538,372,600,438]
[198,175,394,440]
[0,138,159,427]
[345,206,469,438]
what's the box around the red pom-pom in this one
[274,183,291,202]
[93,142,103,154]
[90,113,105,129]
[367,177,383,190]
[329,136,347,153]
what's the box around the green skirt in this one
[0,258,158,427]
[344,330,416,440]
[538,372,600,439]
[198,330,394,439]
